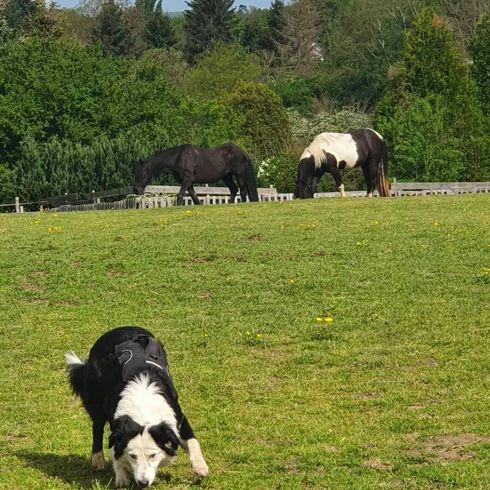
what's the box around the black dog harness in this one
[114,334,168,381]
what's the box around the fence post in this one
[15,197,20,213]
[270,184,277,201]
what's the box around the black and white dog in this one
[65,326,208,487]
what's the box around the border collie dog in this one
[65,326,208,487]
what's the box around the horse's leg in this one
[187,185,201,205]
[234,175,248,203]
[362,160,377,197]
[331,168,345,197]
[223,175,238,203]
[177,180,191,206]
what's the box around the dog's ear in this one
[109,415,143,459]
[148,422,180,456]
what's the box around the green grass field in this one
[0,194,489,489]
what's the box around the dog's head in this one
[109,415,180,487]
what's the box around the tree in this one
[91,0,129,57]
[3,0,61,37]
[237,7,267,53]
[469,14,490,127]
[375,8,485,181]
[123,5,146,57]
[145,0,176,49]
[184,0,235,62]
[4,0,39,32]
[278,0,322,73]
[260,0,286,54]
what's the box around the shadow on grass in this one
[16,451,113,488]
[17,451,205,488]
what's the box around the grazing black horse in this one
[133,143,259,205]
[294,128,389,199]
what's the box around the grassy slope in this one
[0,195,489,490]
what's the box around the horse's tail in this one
[376,140,390,197]
[245,158,259,202]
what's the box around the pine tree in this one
[184,0,235,63]
[260,0,286,54]
[92,0,129,57]
[145,0,176,49]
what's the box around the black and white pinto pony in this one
[133,143,259,205]
[294,128,389,199]
[65,326,208,488]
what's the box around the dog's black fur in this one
[66,326,199,474]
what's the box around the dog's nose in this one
[137,478,149,487]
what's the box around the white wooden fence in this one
[2,181,490,213]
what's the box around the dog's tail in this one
[64,351,86,397]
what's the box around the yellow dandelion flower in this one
[256,333,262,339]
[323,317,334,323]
[315,317,323,322]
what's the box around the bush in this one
[184,43,262,100]
[376,94,464,181]
[256,153,297,192]
[469,15,490,129]
[223,81,291,163]
[269,75,328,114]
[0,37,242,202]
[289,108,373,144]
[0,165,16,204]
[131,48,188,87]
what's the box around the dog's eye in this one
[148,453,157,460]
[128,454,137,460]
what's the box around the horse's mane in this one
[137,144,188,169]
[304,132,343,168]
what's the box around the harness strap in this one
[114,335,168,381]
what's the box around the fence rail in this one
[3,181,490,213]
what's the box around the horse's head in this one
[294,155,317,199]
[132,159,150,195]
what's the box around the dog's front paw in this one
[114,473,131,488]
[191,458,209,478]
[91,451,105,470]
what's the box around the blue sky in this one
[57,0,272,12]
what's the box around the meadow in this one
[0,194,489,489]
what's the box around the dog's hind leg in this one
[179,416,209,477]
[90,416,106,470]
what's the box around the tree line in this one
[0,0,488,203]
